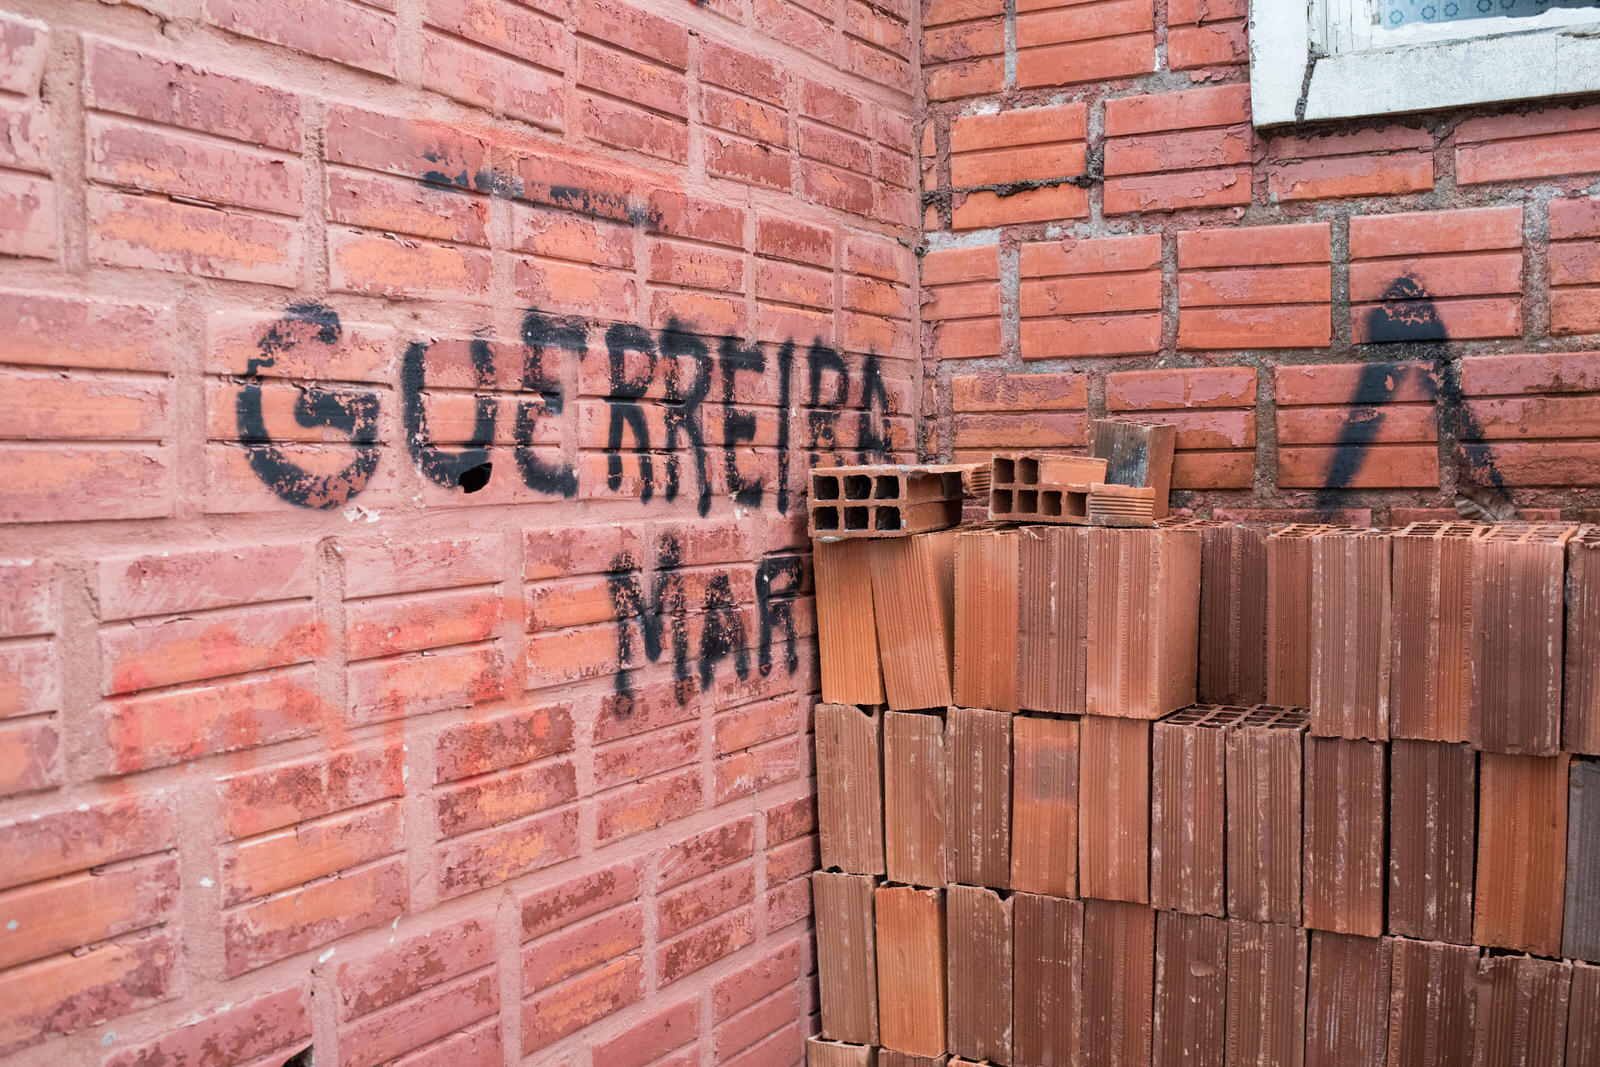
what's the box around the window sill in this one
[1249,8,1600,127]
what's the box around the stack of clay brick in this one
[807,505,1600,1067]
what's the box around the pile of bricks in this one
[806,499,1600,1066]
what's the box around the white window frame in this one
[1250,0,1600,126]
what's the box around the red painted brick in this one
[203,0,398,77]
[0,854,178,971]
[950,103,1088,187]
[1456,102,1600,184]
[952,183,1088,230]
[0,13,48,96]
[221,801,402,906]
[522,956,645,1053]
[83,38,303,151]
[524,906,645,991]
[1015,0,1156,88]
[1179,223,1333,349]
[595,999,701,1067]
[341,970,499,1067]
[102,986,311,1067]
[336,916,495,1020]
[1350,207,1523,341]
[1020,234,1163,358]
[1266,126,1434,202]
[660,907,757,983]
[0,932,177,1055]
[436,806,580,898]
[88,189,299,285]
[217,744,404,839]
[522,860,642,940]
[222,856,407,975]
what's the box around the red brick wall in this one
[0,0,915,1061]
[919,4,1600,525]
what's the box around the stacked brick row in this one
[918,0,1600,520]
[807,518,1600,1066]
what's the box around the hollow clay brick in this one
[816,539,887,706]
[1079,715,1150,903]
[884,711,948,888]
[954,528,1020,712]
[1011,714,1078,897]
[809,464,968,539]
[876,885,947,1059]
[1266,524,1322,708]
[1153,911,1227,1067]
[1309,529,1391,740]
[1386,938,1478,1067]
[1226,706,1308,924]
[1568,529,1600,755]
[1227,919,1307,1067]
[946,885,1012,1064]
[813,872,880,1045]
[1388,740,1476,944]
[1474,752,1570,957]
[1086,527,1201,720]
[1018,526,1090,716]
[879,1052,950,1067]
[816,703,885,876]
[1469,526,1575,756]
[869,530,957,711]
[1473,955,1571,1067]
[1568,962,1600,1067]
[1013,892,1083,1067]
[1090,418,1177,520]
[1197,523,1268,706]
[1153,705,1251,916]
[1303,737,1386,937]
[1082,899,1155,1067]
[807,1037,876,1067]
[947,706,1011,890]
[1390,522,1482,742]
[1305,932,1393,1067]
[1565,756,1600,962]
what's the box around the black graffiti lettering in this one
[237,303,382,510]
[754,554,803,677]
[718,336,766,509]
[1329,276,1508,508]
[605,323,658,502]
[606,536,692,699]
[660,321,714,516]
[805,341,849,456]
[403,338,496,491]
[697,572,749,689]
[855,350,894,463]
[515,310,580,497]
[242,301,887,514]
[774,340,794,515]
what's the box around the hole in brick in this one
[844,506,869,529]
[876,507,902,531]
[1018,458,1039,484]
[941,472,962,497]
[814,506,839,530]
[992,458,1014,484]
[1017,490,1038,513]
[283,1048,314,1067]
[875,474,899,499]
[1040,491,1062,517]
[457,462,492,493]
[993,489,1013,514]
[813,475,840,499]
[844,474,871,499]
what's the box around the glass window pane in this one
[1383,0,1600,28]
